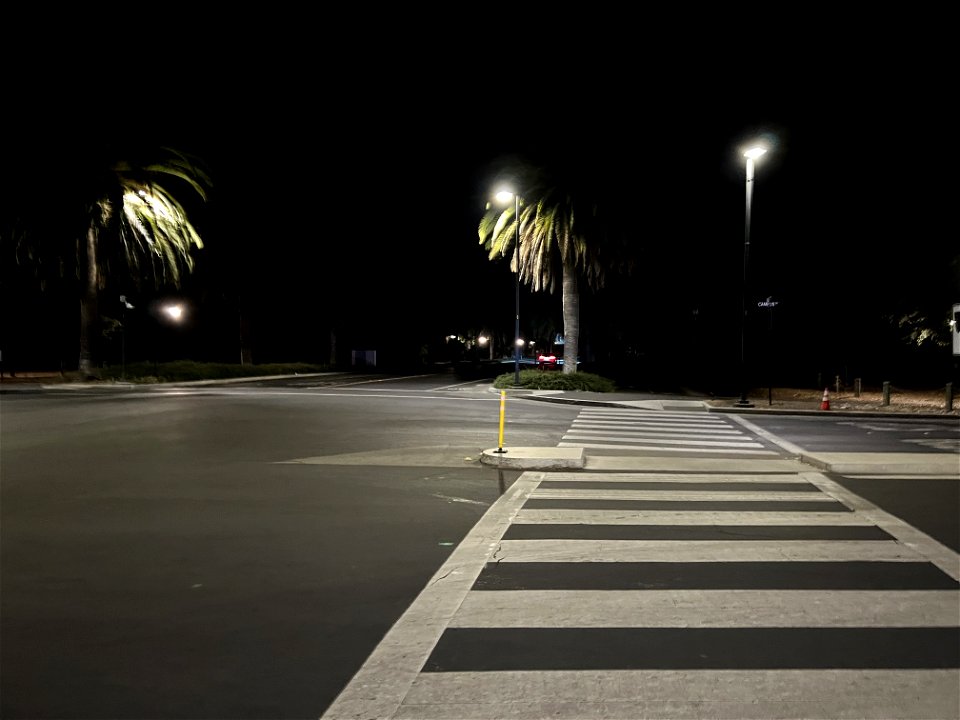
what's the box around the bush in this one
[492,369,617,392]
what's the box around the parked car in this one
[537,354,560,370]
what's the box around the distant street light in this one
[163,303,184,322]
[478,334,493,360]
[736,145,768,408]
[120,295,134,380]
[155,302,186,375]
[496,189,522,385]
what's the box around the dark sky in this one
[3,20,956,377]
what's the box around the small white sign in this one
[952,303,959,356]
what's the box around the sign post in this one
[758,297,779,405]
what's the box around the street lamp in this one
[496,189,522,385]
[736,145,768,408]
[163,303,184,322]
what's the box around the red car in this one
[536,354,559,370]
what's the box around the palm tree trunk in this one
[561,263,579,374]
[78,226,99,377]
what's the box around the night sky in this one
[2,20,956,388]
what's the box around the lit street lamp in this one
[736,145,767,408]
[120,295,134,380]
[478,334,493,360]
[154,301,185,375]
[163,303,184,322]
[496,189,522,385]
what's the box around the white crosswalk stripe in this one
[560,407,777,455]
[450,589,960,627]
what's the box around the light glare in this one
[163,304,184,321]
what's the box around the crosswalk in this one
[323,458,960,719]
[559,407,778,455]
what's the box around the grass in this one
[74,361,331,383]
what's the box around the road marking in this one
[322,463,959,720]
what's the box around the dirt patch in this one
[710,387,959,416]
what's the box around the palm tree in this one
[478,161,631,374]
[3,144,211,376]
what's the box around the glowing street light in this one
[478,334,493,360]
[163,303,184,322]
[736,144,768,408]
[154,301,186,376]
[120,295,134,380]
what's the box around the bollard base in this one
[481,447,585,470]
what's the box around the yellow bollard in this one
[495,390,507,453]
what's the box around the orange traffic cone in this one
[820,388,830,411]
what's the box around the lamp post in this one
[736,145,767,408]
[496,189,522,385]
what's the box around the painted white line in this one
[729,413,807,456]
[560,442,777,455]
[398,669,959,719]
[578,410,721,419]
[537,474,811,484]
[578,417,732,427]
[450,589,960,627]
[494,538,925,562]
[563,434,764,448]
[843,474,960,480]
[513,509,876,525]
[570,427,745,439]
[529,489,836,501]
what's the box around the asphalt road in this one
[0,377,569,718]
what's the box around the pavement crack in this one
[429,568,454,585]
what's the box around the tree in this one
[478,161,632,374]
[2,144,211,376]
